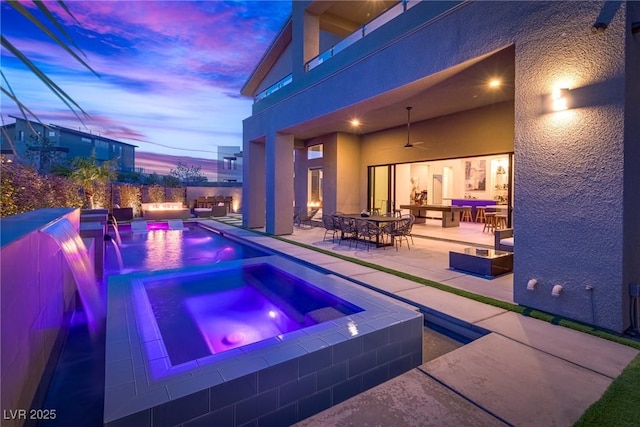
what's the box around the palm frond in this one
[1,35,90,123]
[7,1,98,77]
[55,0,80,24]
[33,0,86,58]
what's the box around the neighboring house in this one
[0,116,137,172]
[217,145,242,182]
[241,1,640,333]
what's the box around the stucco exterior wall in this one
[511,1,628,331]
[335,133,361,214]
[256,42,293,94]
[360,102,514,167]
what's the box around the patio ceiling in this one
[283,45,515,141]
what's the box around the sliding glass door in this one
[368,165,395,215]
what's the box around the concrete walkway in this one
[203,218,638,426]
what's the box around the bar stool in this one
[483,212,497,232]
[460,206,473,222]
[475,206,487,223]
[495,214,508,230]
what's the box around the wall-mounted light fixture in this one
[551,88,570,111]
[527,279,538,291]
[552,284,564,297]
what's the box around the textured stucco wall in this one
[511,2,628,331]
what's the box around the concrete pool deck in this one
[203,217,639,427]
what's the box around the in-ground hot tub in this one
[105,256,423,426]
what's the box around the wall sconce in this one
[527,279,537,291]
[551,284,564,297]
[551,88,570,111]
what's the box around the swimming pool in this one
[104,223,423,426]
[105,221,268,274]
[142,263,363,366]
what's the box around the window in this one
[223,157,237,170]
[308,168,323,209]
[307,144,323,160]
[82,137,92,144]
[48,131,56,137]
[94,140,109,160]
[19,131,24,141]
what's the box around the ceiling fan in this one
[404,106,425,149]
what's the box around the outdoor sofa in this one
[495,228,514,252]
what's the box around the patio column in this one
[242,139,266,229]
[266,132,294,235]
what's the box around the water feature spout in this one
[104,234,124,272]
[40,218,104,333]
[108,214,122,246]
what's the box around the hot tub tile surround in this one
[105,256,423,426]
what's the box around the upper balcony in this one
[247,0,463,112]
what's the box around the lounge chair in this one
[294,208,319,228]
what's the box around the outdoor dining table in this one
[399,204,463,228]
[337,214,403,247]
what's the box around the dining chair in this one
[401,214,415,246]
[337,216,357,247]
[354,219,372,251]
[372,220,394,249]
[390,218,411,251]
[322,214,339,242]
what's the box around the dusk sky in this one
[1,0,291,177]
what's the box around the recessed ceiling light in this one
[350,119,360,127]
[489,79,501,88]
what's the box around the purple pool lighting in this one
[105,255,424,427]
[142,263,362,366]
[105,222,268,273]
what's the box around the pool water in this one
[143,263,362,365]
[105,222,268,273]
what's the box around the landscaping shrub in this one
[167,187,185,204]
[148,185,165,203]
[1,160,82,218]
[117,184,141,216]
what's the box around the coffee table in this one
[449,247,513,278]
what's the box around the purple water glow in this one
[141,263,362,366]
[105,222,265,273]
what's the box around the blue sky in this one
[1,0,291,177]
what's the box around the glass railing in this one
[255,73,293,102]
[305,0,419,72]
